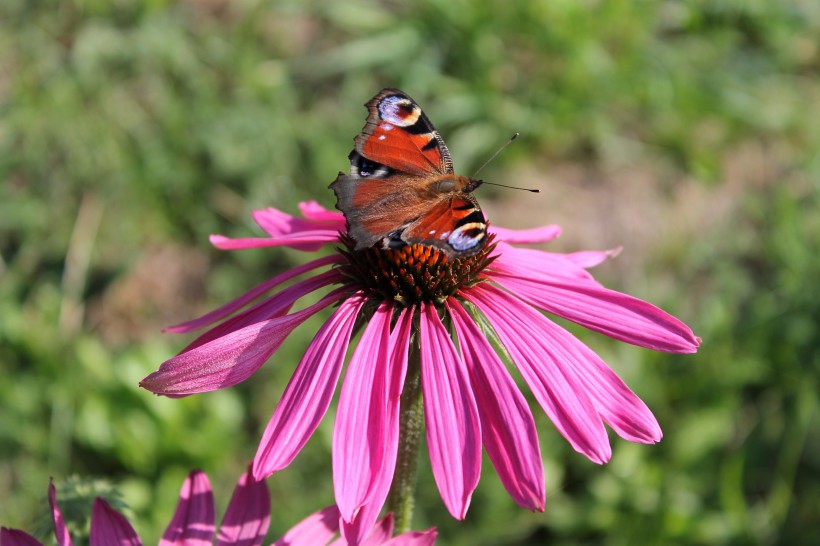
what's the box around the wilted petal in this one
[272,506,340,546]
[333,303,392,523]
[465,285,611,464]
[48,482,72,546]
[448,301,545,511]
[419,303,481,520]
[216,470,270,546]
[489,224,562,244]
[90,498,142,546]
[141,289,347,396]
[160,470,215,546]
[165,255,340,333]
[254,294,365,478]
[1,529,43,546]
[490,272,700,353]
[339,308,412,546]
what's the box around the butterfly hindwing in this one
[401,196,487,254]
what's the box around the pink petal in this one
[511,309,662,443]
[160,470,215,546]
[271,506,340,546]
[180,270,342,352]
[489,272,700,353]
[419,302,481,520]
[464,285,611,463]
[142,289,347,396]
[0,529,43,546]
[564,248,622,269]
[216,470,271,546]
[252,207,337,237]
[333,303,392,523]
[383,529,437,546]
[253,294,365,478]
[90,498,142,546]
[165,255,340,333]
[489,224,562,244]
[210,233,339,252]
[339,308,413,546]
[358,514,393,546]
[298,201,346,226]
[447,301,545,511]
[490,245,600,283]
[48,481,72,546]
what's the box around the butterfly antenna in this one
[482,180,540,193]
[472,133,540,193]
[472,132,520,178]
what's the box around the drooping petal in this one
[489,224,562,244]
[89,498,142,546]
[339,308,413,546]
[181,270,342,352]
[382,529,437,546]
[298,201,346,226]
[334,302,393,523]
[504,305,662,443]
[141,289,348,396]
[271,506,340,546]
[216,469,271,546]
[489,272,700,353]
[0,528,43,546]
[448,301,545,511]
[164,255,341,333]
[464,285,612,463]
[160,470,215,546]
[419,302,481,520]
[48,481,72,546]
[358,514,393,546]
[254,294,365,478]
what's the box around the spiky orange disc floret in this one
[336,234,497,306]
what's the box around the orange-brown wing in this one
[401,195,487,258]
[354,88,453,176]
[330,172,427,250]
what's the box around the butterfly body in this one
[330,89,488,259]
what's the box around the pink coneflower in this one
[140,201,698,542]
[0,470,433,546]
[1,469,269,546]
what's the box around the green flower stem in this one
[387,326,424,534]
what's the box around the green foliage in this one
[1,0,818,544]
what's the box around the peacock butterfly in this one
[330,89,487,260]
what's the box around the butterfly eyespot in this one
[448,223,486,251]
[379,96,421,127]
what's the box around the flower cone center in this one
[337,234,497,306]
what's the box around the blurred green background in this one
[2,0,818,544]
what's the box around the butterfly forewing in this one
[355,89,454,175]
